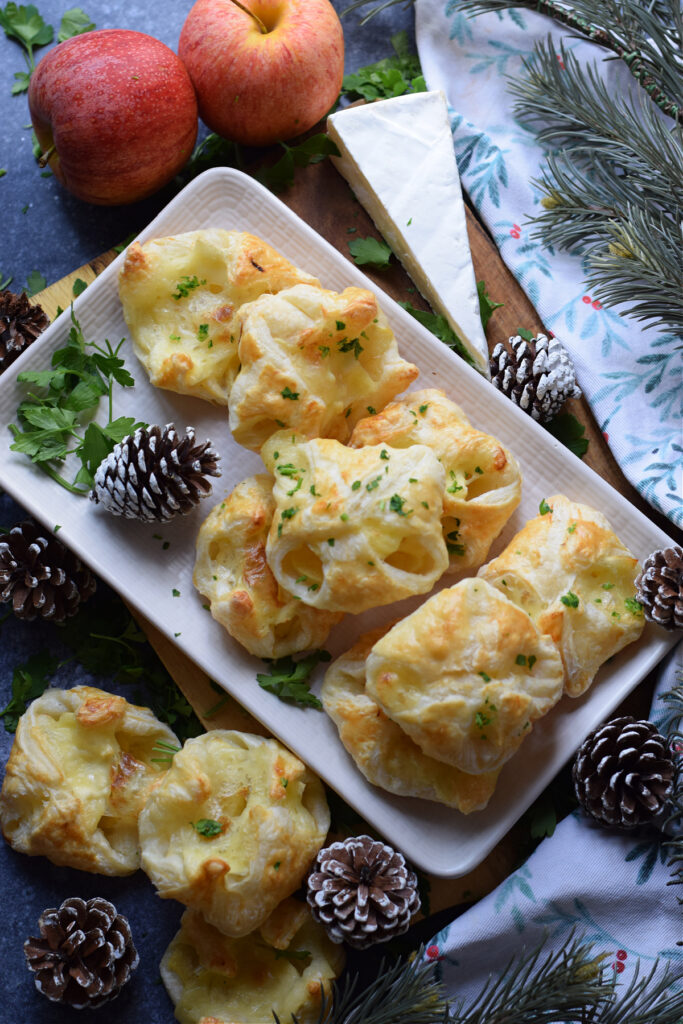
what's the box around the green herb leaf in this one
[560,591,580,608]
[25,269,46,296]
[348,236,393,270]
[477,280,504,330]
[389,493,411,516]
[516,327,535,342]
[0,649,60,732]
[72,277,88,297]
[624,597,644,615]
[191,818,223,838]
[11,69,29,92]
[341,31,425,102]
[258,134,340,193]
[399,300,476,367]
[539,498,552,515]
[281,386,299,400]
[256,650,331,709]
[57,7,94,42]
[545,412,589,459]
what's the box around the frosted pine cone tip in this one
[490,332,581,423]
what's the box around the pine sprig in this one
[274,947,449,1024]
[449,933,614,1023]
[511,39,683,333]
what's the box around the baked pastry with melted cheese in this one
[194,476,342,658]
[161,900,344,1024]
[322,626,499,809]
[261,431,449,613]
[365,578,564,774]
[478,493,645,696]
[138,730,329,937]
[0,686,179,875]
[118,230,318,405]
[228,283,418,451]
[349,389,522,573]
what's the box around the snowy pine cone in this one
[490,333,581,422]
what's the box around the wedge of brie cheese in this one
[327,90,489,376]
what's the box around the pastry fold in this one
[138,730,329,937]
[365,578,565,774]
[118,229,318,405]
[261,431,449,613]
[161,901,344,1024]
[478,493,645,696]
[322,626,499,809]
[0,686,178,875]
[349,388,521,573]
[193,475,342,658]
[228,283,418,451]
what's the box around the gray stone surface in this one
[0,2,415,1021]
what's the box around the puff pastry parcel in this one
[478,493,645,696]
[0,686,179,875]
[227,283,418,451]
[349,389,522,573]
[322,626,499,810]
[161,900,344,1024]
[139,731,329,937]
[118,229,318,405]
[261,431,449,613]
[194,475,342,658]
[365,578,565,774]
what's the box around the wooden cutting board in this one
[33,156,667,916]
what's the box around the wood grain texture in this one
[32,157,672,917]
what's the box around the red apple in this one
[178,0,344,146]
[29,30,198,206]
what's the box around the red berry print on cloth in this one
[556,53,565,69]
[426,944,441,960]
[612,949,628,972]
[510,223,521,239]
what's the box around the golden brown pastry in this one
[261,431,449,613]
[365,578,565,774]
[349,389,522,573]
[118,229,319,405]
[478,493,645,696]
[138,731,329,937]
[161,900,344,1024]
[322,626,499,810]
[193,475,342,658]
[0,686,179,875]
[227,283,419,451]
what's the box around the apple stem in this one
[228,0,268,33]
[37,144,56,168]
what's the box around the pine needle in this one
[658,675,683,901]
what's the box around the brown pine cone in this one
[24,896,139,1008]
[0,520,96,622]
[635,546,683,631]
[573,716,675,829]
[490,332,581,423]
[90,423,221,522]
[306,835,420,949]
[0,290,49,374]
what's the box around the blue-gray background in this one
[0,3,417,1022]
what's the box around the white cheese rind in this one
[327,90,490,376]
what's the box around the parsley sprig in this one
[9,308,145,494]
[256,650,331,709]
[0,4,94,95]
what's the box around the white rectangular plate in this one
[0,168,677,877]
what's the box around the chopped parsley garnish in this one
[281,778,288,788]
[367,406,376,415]
[624,597,644,615]
[389,493,411,516]
[447,471,463,494]
[277,507,297,536]
[286,477,303,496]
[380,449,390,460]
[479,671,491,682]
[351,480,361,490]
[310,485,319,496]
[172,275,205,299]
[336,320,345,330]
[421,501,429,509]
[419,403,429,414]
[327,538,335,546]
[281,386,299,400]
[295,575,308,584]
[515,654,527,666]
[560,591,579,608]
[539,498,552,515]
[170,333,181,340]
[567,523,577,533]
[366,475,382,491]
[191,819,223,838]
[277,463,298,476]
[256,650,331,709]
[172,588,180,597]
[319,345,330,358]
[197,323,209,340]
[446,528,465,556]
[409,477,418,483]
[338,336,364,359]
[602,582,615,590]
[475,466,483,474]
[340,512,349,521]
